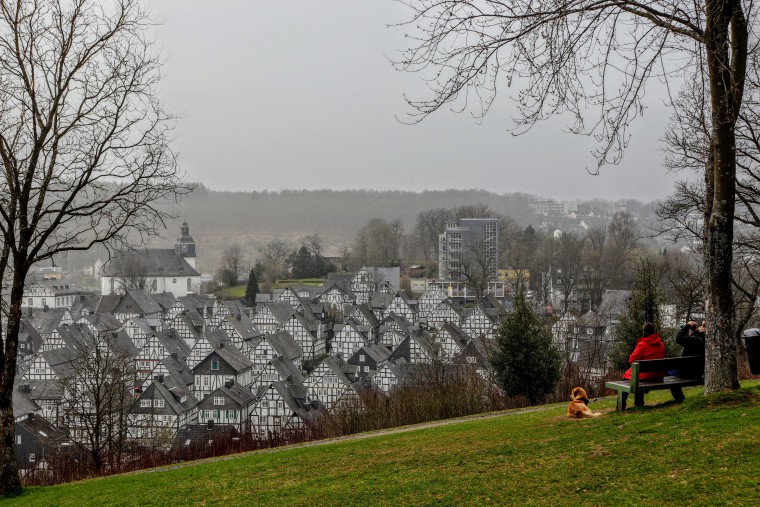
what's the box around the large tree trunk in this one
[0,271,26,495]
[703,0,747,393]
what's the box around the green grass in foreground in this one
[5,382,759,506]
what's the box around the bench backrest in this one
[634,355,704,373]
[629,355,704,393]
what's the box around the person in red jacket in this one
[623,322,667,381]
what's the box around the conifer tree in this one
[244,269,259,307]
[491,294,561,404]
[609,257,676,372]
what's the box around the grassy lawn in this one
[6,382,759,506]
[271,278,326,289]
[216,285,246,299]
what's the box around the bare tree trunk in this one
[0,268,26,495]
[703,0,746,392]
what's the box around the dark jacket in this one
[675,324,705,379]
[623,332,666,381]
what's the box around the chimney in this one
[20,383,31,394]
[27,413,34,421]
[171,352,178,360]
[224,379,233,389]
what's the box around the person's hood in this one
[641,333,665,346]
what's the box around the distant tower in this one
[175,221,197,269]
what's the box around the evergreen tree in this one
[609,257,676,371]
[289,245,316,279]
[244,269,259,307]
[491,294,561,404]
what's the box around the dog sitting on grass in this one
[567,387,602,418]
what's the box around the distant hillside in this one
[62,188,657,275]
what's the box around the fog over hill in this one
[63,187,657,276]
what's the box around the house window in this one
[213,397,225,406]
[187,278,192,292]
[41,298,46,307]
[28,453,35,463]
[203,377,209,386]
[172,278,177,284]
[586,328,594,335]
[141,399,151,407]
[27,298,33,306]
[16,436,21,445]
[151,279,158,292]
[154,399,165,408]
[194,377,200,387]
[359,354,365,362]
[211,360,219,371]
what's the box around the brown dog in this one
[567,387,601,418]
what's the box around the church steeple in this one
[176,221,196,268]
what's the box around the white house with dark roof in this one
[196,380,256,433]
[100,222,200,297]
[303,356,361,411]
[22,280,92,309]
[129,375,199,446]
[191,342,254,400]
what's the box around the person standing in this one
[674,320,706,379]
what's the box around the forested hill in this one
[177,187,539,234]
[59,187,654,275]
[151,187,654,272]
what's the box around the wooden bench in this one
[605,356,704,411]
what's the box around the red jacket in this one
[623,333,666,381]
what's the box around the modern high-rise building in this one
[438,218,499,281]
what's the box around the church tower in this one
[175,221,197,269]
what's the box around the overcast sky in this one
[151,1,690,202]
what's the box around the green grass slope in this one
[6,383,760,506]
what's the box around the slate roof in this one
[267,302,296,324]
[122,290,163,315]
[103,249,200,277]
[68,295,102,321]
[19,379,63,401]
[270,356,306,384]
[437,321,471,347]
[157,354,195,386]
[40,347,79,379]
[78,313,123,333]
[171,424,241,453]
[272,380,324,422]
[265,331,303,361]
[155,329,193,359]
[224,314,262,340]
[12,386,40,418]
[27,308,68,335]
[151,292,177,312]
[327,272,354,292]
[132,379,198,416]
[198,382,256,411]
